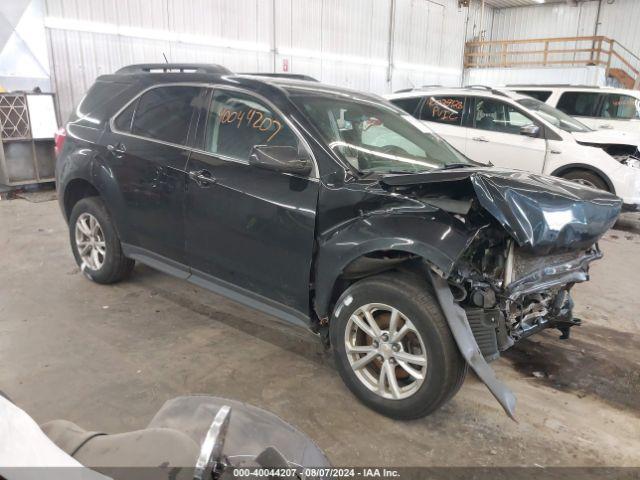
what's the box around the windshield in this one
[290,93,475,174]
[518,97,592,133]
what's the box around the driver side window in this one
[473,98,536,135]
[204,90,302,161]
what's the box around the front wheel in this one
[69,196,134,284]
[330,271,467,420]
[561,169,609,192]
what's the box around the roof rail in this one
[393,87,415,93]
[464,84,510,97]
[239,73,319,82]
[465,84,494,90]
[115,63,232,75]
[505,84,602,88]
[393,84,443,93]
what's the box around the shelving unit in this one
[0,92,58,186]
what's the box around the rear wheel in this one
[330,271,467,420]
[69,197,134,284]
[561,169,609,192]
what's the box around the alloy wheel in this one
[75,212,106,270]
[344,303,428,400]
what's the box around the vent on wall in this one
[0,95,30,139]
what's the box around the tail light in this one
[54,127,66,156]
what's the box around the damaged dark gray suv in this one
[56,64,622,420]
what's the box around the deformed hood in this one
[572,128,640,147]
[381,168,622,254]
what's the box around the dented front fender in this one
[313,210,478,318]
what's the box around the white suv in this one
[509,85,640,134]
[385,87,640,210]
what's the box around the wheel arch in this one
[550,163,616,194]
[62,178,101,221]
[313,213,476,321]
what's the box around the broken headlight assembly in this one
[621,157,640,169]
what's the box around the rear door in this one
[466,96,547,173]
[103,84,206,269]
[184,87,318,321]
[416,94,469,154]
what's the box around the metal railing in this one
[464,36,640,89]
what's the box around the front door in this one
[104,85,205,268]
[466,97,547,173]
[185,87,318,320]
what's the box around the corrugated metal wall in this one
[45,0,471,122]
[491,2,598,40]
[488,0,640,74]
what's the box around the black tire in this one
[330,271,467,420]
[561,169,610,192]
[69,196,134,284]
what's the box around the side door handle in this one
[472,136,489,143]
[599,124,613,129]
[107,142,126,155]
[189,169,216,187]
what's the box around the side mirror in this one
[249,145,313,176]
[520,124,541,138]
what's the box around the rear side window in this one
[390,97,422,116]
[113,100,136,132]
[516,90,552,102]
[419,96,466,126]
[204,89,300,161]
[130,86,202,145]
[600,93,640,120]
[556,92,600,117]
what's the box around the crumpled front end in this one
[381,167,622,418]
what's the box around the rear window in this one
[419,96,466,126]
[556,92,600,117]
[515,90,552,102]
[130,86,202,145]
[390,97,422,117]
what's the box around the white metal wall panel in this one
[391,0,466,91]
[465,0,495,42]
[274,0,391,93]
[46,0,472,120]
[464,65,607,87]
[491,2,598,40]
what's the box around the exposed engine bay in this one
[448,227,599,361]
[577,140,640,166]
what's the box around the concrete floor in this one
[1,197,639,467]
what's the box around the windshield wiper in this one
[432,163,475,171]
